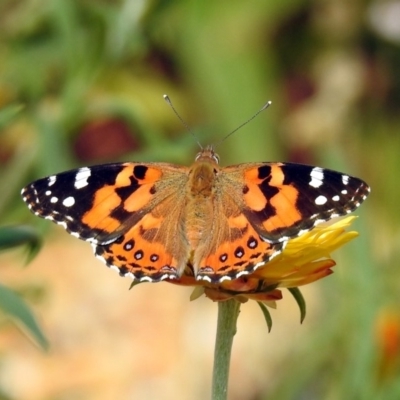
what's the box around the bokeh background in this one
[1,0,399,399]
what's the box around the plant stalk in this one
[211,299,241,400]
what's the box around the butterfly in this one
[21,144,370,284]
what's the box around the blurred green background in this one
[1,0,399,399]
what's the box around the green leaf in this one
[288,287,306,323]
[129,281,142,290]
[0,386,16,400]
[0,283,48,350]
[0,225,42,262]
[257,301,273,332]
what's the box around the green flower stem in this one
[212,299,241,400]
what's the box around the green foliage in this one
[0,225,41,259]
[0,283,48,350]
[288,287,306,324]
[257,302,273,333]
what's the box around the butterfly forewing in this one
[223,162,370,243]
[21,162,188,244]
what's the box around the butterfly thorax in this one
[185,150,220,249]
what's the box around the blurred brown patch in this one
[74,118,140,163]
[284,73,316,110]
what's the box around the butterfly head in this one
[195,145,220,165]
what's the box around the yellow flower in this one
[169,216,359,305]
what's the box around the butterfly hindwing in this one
[196,222,285,282]
[94,219,181,282]
[94,188,190,282]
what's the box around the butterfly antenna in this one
[163,94,203,150]
[214,100,272,148]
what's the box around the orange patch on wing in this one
[82,165,163,231]
[262,184,302,231]
[243,182,267,211]
[82,185,122,231]
[140,213,164,230]
[244,165,303,232]
[228,213,249,229]
[124,185,154,212]
[243,164,285,212]
[268,164,285,186]
[115,165,135,185]
[140,166,163,181]
[123,166,163,213]
[244,167,261,180]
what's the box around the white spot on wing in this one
[74,167,91,189]
[57,221,68,229]
[48,176,56,186]
[342,175,350,185]
[254,261,265,269]
[109,265,120,273]
[309,167,324,188]
[45,190,52,196]
[62,196,75,207]
[315,195,328,205]
[236,270,250,278]
[332,195,340,201]
[50,196,58,203]
[297,228,309,237]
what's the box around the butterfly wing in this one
[21,162,191,281]
[194,190,285,282]
[221,162,370,243]
[94,188,190,282]
[193,161,369,283]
